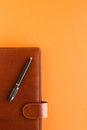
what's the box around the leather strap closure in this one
[22,101,48,119]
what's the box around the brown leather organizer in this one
[0,48,47,130]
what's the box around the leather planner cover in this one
[0,48,47,130]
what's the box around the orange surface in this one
[0,0,87,130]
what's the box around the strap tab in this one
[22,102,48,119]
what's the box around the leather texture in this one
[22,102,48,119]
[0,48,47,130]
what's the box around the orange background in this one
[0,0,87,130]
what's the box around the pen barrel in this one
[17,58,32,86]
[8,57,32,102]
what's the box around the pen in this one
[8,57,32,102]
